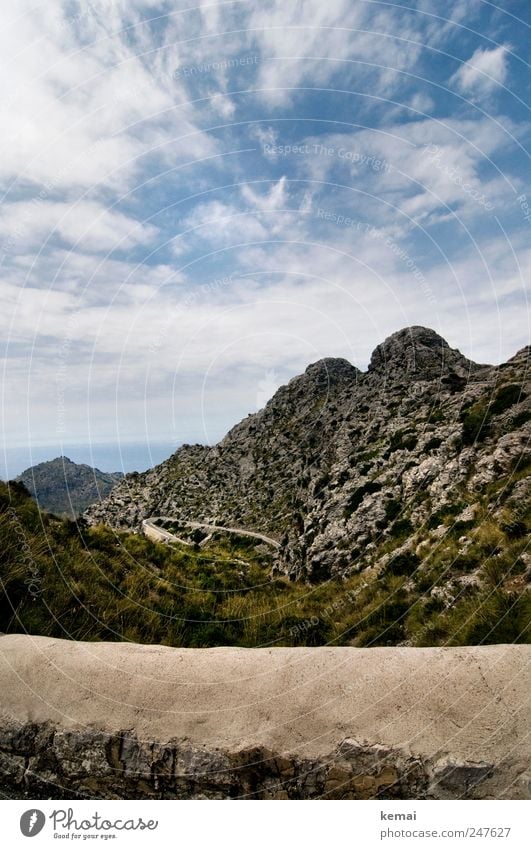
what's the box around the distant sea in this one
[1,441,179,480]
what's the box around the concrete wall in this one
[0,635,529,799]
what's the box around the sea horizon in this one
[1,440,180,480]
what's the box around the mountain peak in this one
[303,357,359,383]
[368,326,476,379]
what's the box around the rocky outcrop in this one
[84,326,530,581]
[0,635,529,799]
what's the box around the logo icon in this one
[20,809,46,837]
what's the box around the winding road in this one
[142,517,280,549]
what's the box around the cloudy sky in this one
[1,0,530,457]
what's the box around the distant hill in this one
[16,456,123,518]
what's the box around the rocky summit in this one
[85,327,530,583]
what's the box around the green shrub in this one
[461,401,491,444]
[427,502,466,529]
[455,591,530,645]
[501,519,527,539]
[428,407,445,424]
[391,518,413,537]
[511,409,531,429]
[384,499,401,522]
[0,480,528,651]
[490,384,526,416]
[386,552,421,576]
[313,472,331,495]
[385,429,418,455]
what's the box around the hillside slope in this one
[17,456,123,518]
[85,326,530,585]
[1,478,528,648]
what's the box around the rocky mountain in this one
[85,327,530,583]
[17,456,123,518]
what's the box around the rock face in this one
[84,326,530,581]
[0,635,528,800]
[17,457,123,519]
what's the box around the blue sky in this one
[1,0,530,453]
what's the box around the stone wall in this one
[0,636,529,800]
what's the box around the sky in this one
[1,0,530,457]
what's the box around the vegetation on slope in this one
[1,480,529,648]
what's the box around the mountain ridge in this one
[85,326,530,583]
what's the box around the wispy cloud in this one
[450,44,512,96]
[1,0,529,448]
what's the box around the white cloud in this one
[450,44,511,96]
[241,176,288,213]
[0,0,215,193]
[209,91,236,119]
[0,200,158,253]
[249,125,278,148]
[183,200,267,245]
[182,178,294,247]
[408,93,435,114]
[294,115,517,225]
[246,0,424,105]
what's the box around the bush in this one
[490,384,526,416]
[457,591,530,645]
[424,436,442,452]
[427,502,466,529]
[384,499,401,522]
[461,401,491,444]
[391,518,413,537]
[501,519,527,539]
[387,552,421,576]
[511,409,531,429]
[0,480,527,651]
